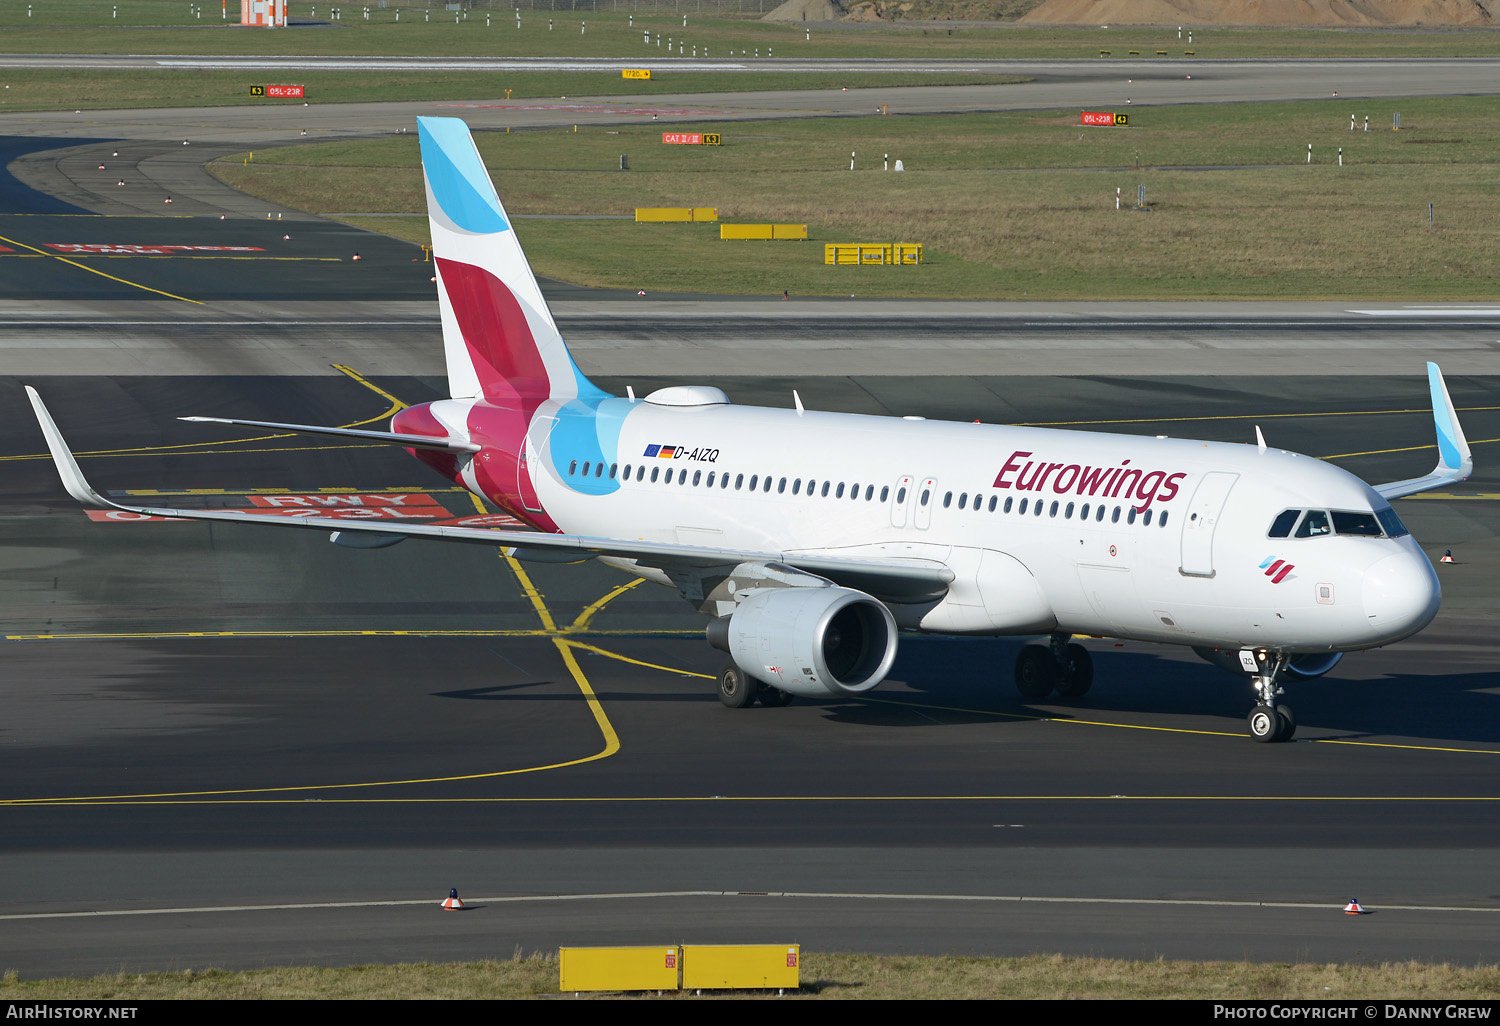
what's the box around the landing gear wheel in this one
[1273,704,1296,742]
[717,663,760,709]
[1248,704,1281,743]
[758,687,794,707]
[1055,643,1094,699]
[1015,645,1057,699]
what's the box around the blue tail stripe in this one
[417,117,509,236]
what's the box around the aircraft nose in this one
[1362,551,1441,643]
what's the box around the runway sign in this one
[248,493,444,509]
[89,494,462,523]
[251,85,305,99]
[45,244,266,256]
[1082,111,1128,127]
[622,69,652,80]
[663,132,702,145]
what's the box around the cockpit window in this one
[1294,510,1332,538]
[1375,507,1410,538]
[1331,511,1383,537]
[1268,509,1301,538]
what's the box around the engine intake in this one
[707,586,898,698]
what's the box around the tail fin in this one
[417,116,604,403]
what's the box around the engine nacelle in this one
[707,586,898,699]
[1193,647,1344,679]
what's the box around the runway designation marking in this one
[0,232,202,305]
[4,890,1499,922]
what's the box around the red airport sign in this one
[663,132,703,145]
[45,244,266,256]
[1081,111,1129,127]
[250,85,305,99]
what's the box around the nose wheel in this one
[1248,703,1295,743]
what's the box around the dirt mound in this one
[762,0,850,21]
[1020,0,1496,26]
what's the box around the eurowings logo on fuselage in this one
[1259,557,1296,584]
[992,450,1187,512]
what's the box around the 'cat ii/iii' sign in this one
[1081,111,1128,126]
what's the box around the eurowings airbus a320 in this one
[27,117,1473,743]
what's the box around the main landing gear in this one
[1244,650,1296,743]
[1014,634,1093,700]
[717,663,794,709]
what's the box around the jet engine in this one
[1193,647,1344,679]
[706,586,898,699]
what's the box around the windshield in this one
[1270,507,1406,539]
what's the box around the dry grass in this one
[3,954,1499,999]
[211,98,1500,300]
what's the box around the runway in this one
[1,57,1499,982]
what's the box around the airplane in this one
[25,116,1473,743]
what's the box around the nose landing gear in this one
[1244,650,1296,743]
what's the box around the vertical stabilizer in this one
[416,116,604,403]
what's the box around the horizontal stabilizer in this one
[180,416,480,453]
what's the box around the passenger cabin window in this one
[1295,510,1332,538]
[1268,509,1301,538]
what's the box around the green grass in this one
[2,954,1499,998]
[0,68,1027,112]
[211,95,1500,301]
[1,3,1498,58]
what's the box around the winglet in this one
[1372,363,1473,501]
[1427,360,1471,480]
[25,387,125,511]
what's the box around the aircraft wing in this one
[27,388,953,602]
[1373,362,1473,501]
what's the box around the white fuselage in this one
[455,395,1440,653]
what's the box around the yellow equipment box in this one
[682,944,800,991]
[559,946,681,992]
[721,224,807,240]
[824,243,922,265]
[634,208,718,223]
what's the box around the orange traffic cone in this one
[442,888,465,911]
[1343,899,1366,915]
[1440,550,1455,563]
